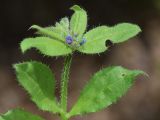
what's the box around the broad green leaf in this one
[13,61,61,113]
[108,23,141,43]
[38,26,65,40]
[0,109,44,120]
[79,23,141,54]
[70,5,87,37]
[20,37,72,56]
[55,17,69,35]
[78,26,109,54]
[69,66,144,116]
[41,17,69,39]
[30,25,64,41]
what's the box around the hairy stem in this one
[60,55,72,119]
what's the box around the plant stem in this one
[60,55,72,117]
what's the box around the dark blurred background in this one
[1,0,160,120]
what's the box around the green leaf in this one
[78,26,109,54]
[30,25,65,41]
[41,17,69,39]
[69,66,144,116]
[79,23,141,54]
[0,109,44,120]
[70,5,87,37]
[55,17,69,35]
[13,61,61,113]
[20,37,72,56]
[108,23,141,43]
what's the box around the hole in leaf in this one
[122,73,125,77]
[105,40,113,47]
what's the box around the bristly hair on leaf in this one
[68,66,145,117]
[13,61,62,113]
[20,5,141,57]
[0,4,145,120]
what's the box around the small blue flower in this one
[79,38,86,46]
[66,35,73,44]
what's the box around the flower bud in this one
[66,35,73,44]
[79,38,86,46]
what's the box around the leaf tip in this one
[29,25,40,31]
[131,70,147,78]
[134,24,142,33]
[70,5,83,11]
